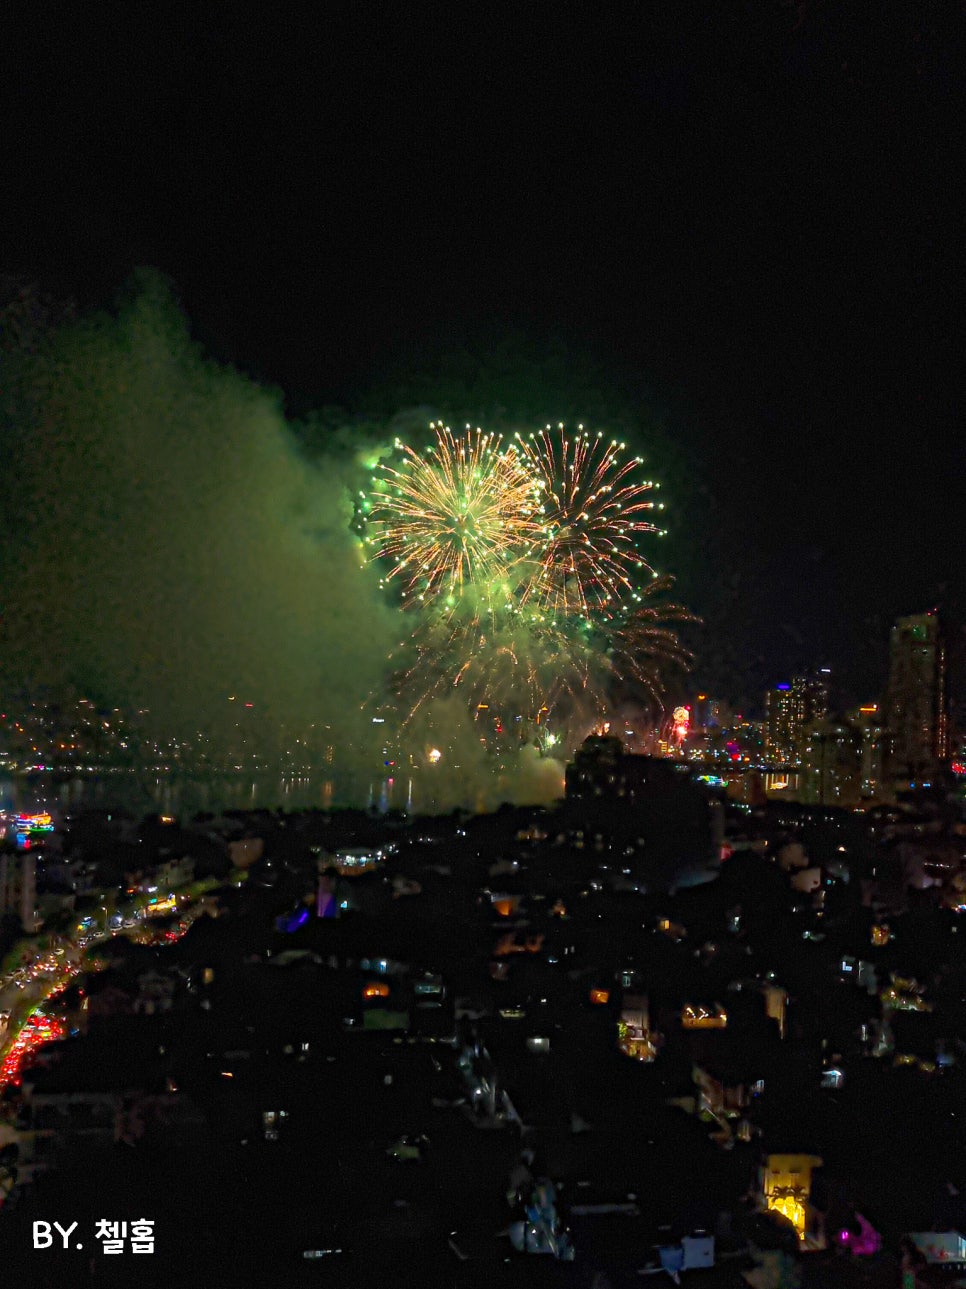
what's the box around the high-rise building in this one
[801,718,862,807]
[807,669,832,724]
[884,613,948,787]
[764,672,831,766]
[848,704,885,801]
[765,685,798,765]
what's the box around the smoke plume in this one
[0,275,571,809]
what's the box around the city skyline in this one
[3,10,966,1285]
[2,605,959,803]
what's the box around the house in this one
[760,1153,823,1244]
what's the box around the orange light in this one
[493,898,515,918]
[493,932,523,957]
[363,981,390,999]
[682,1004,728,1029]
[589,988,610,1005]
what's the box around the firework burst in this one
[364,422,539,611]
[363,422,693,744]
[511,425,665,619]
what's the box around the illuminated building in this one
[884,612,948,787]
[765,673,830,767]
[765,683,801,764]
[144,894,179,916]
[848,704,884,800]
[762,984,787,1039]
[762,1154,823,1242]
[618,993,658,1061]
[681,1003,728,1029]
[800,719,862,807]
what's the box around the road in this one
[0,881,217,1089]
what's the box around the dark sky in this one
[2,2,963,711]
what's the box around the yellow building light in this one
[768,1192,807,1239]
[682,1004,728,1029]
[763,1154,822,1242]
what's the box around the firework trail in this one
[363,422,692,743]
[511,425,664,619]
[605,574,696,705]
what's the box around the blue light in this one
[276,906,310,933]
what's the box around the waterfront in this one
[0,771,345,823]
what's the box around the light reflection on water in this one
[0,772,345,821]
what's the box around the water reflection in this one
[0,772,343,822]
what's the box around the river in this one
[0,770,355,822]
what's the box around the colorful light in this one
[366,423,540,608]
[14,812,54,834]
[511,427,661,617]
[768,1192,806,1239]
[0,1012,68,1090]
[362,422,693,737]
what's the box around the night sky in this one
[2,3,963,712]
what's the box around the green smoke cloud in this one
[0,273,396,788]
